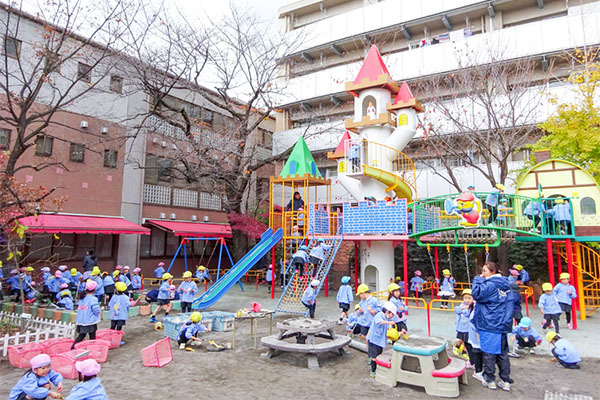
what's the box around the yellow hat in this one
[514,264,523,271]
[387,283,401,293]
[59,290,71,297]
[356,283,369,295]
[197,265,206,271]
[442,269,451,275]
[25,266,34,272]
[546,331,558,342]
[183,271,193,278]
[542,282,553,292]
[190,312,202,323]
[162,272,173,280]
[115,282,127,292]
[395,276,402,282]
[462,289,472,296]
[387,327,400,342]
[70,268,77,276]
[354,304,360,310]
[554,199,564,204]
[112,270,120,278]
[559,272,570,280]
[496,183,505,191]
[91,269,100,276]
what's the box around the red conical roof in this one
[353,45,392,84]
[328,131,352,159]
[387,81,424,112]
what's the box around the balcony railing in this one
[143,184,223,211]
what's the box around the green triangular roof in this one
[279,137,322,179]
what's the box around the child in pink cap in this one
[66,359,108,399]
[131,268,142,291]
[410,270,425,298]
[9,354,64,399]
[71,280,101,349]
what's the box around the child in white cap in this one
[301,279,320,318]
[367,301,398,378]
[66,359,108,399]
[9,354,64,399]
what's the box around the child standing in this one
[366,301,397,378]
[177,312,209,350]
[454,289,474,362]
[67,359,108,399]
[265,265,275,293]
[47,270,63,300]
[9,354,64,400]
[153,262,166,284]
[178,271,198,313]
[57,289,74,310]
[301,279,320,318]
[102,272,115,305]
[539,282,561,333]
[90,269,104,304]
[69,268,81,291]
[438,269,456,309]
[131,268,142,291]
[72,280,101,348]
[410,270,425,297]
[108,282,130,343]
[387,283,408,335]
[508,317,542,357]
[553,273,577,329]
[546,331,581,369]
[468,302,484,382]
[149,273,173,323]
[355,284,381,337]
[336,276,353,324]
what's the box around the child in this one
[153,262,166,284]
[553,272,577,329]
[346,304,360,335]
[47,270,63,300]
[72,280,101,348]
[410,270,424,297]
[122,265,132,283]
[149,273,173,323]
[497,198,511,226]
[387,283,408,335]
[41,266,52,294]
[57,289,74,311]
[7,269,23,301]
[301,279,320,318]
[366,301,397,378]
[90,269,104,304]
[552,199,572,234]
[108,282,130,344]
[485,183,504,224]
[179,271,198,313]
[117,269,131,292]
[102,271,115,304]
[9,354,64,400]
[514,264,529,284]
[265,265,275,293]
[509,278,523,324]
[468,302,484,382]
[355,284,381,337]
[508,317,542,357]
[546,331,581,369]
[177,312,209,350]
[131,267,142,291]
[337,276,353,324]
[291,245,309,275]
[507,268,520,285]
[438,269,456,309]
[454,289,474,362]
[539,282,561,333]
[69,268,81,291]
[196,265,212,284]
[309,238,331,267]
[67,359,108,399]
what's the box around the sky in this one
[174,0,293,27]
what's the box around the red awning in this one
[146,219,232,238]
[19,214,150,235]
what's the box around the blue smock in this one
[131,275,142,290]
[336,284,353,304]
[455,303,471,333]
[178,280,198,302]
[366,311,391,348]
[9,369,63,400]
[76,294,101,326]
[178,321,206,339]
[154,266,165,278]
[357,295,381,327]
[108,293,130,320]
[157,281,170,300]
[553,283,577,305]
[553,339,581,364]
[66,377,108,400]
[301,286,317,305]
[539,293,562,314]
[511,325,542,342]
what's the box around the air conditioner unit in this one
[171,144,177,150]
[161,141,167,148]
[159,212,166,219]
[203,215,209,222]
[80,121,88,129]
[170,213,176,220]
[191,215,198,221]
[101,126,109,134]
[152,138,158,144]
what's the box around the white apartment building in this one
[273,0,600,199]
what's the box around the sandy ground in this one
[1,284,599,399]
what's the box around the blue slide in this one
[192,228,283,310]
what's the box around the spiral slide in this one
[362,164,413,202]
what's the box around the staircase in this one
[555,242,600,318]
[275,224,344,315]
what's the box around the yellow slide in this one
[362,164,413,202]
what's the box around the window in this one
[69,143,85,162]
[35,135,53,156]
[512,149,530,162]
[362,95,377,119]
[581,197,596,215]
[150,227,166,256]
[4,36,21,59]
[139,234,151,257]
[157,159,171,182]
[104,149,117,168]
[0,128,10,149]
[398,113,408,126]
[77,62,92,83]
[110,75,123,94]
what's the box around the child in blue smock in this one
[547,332,581,369]
[265,266,275,293]
[337,276,353,324]
[108,282,130,338]
[438,269,456,309]
[301,279,319,318]
[454,289,474,361]
[69,268,82,290]
[47,271,63,299]
[57,289,74,311]
[41,267,51,293]
[366,301,397,378]
[346,304,360,335]
[468,303,484,381]
[553,273,577,329]
[178,271,198,313]
[508,317,542,357]
[292,246,309,275]
[102,272,115,304]
[539,282,561,333]
[196,265,211,283]
[131,268,142,290]
[72,280,101,349]
[410,270,425,297]
[514,264,529,284]
[309,238,331,266]
[154,262,165,281]
[149,273,173,323]
[355,284,381,336]
[387,283,408,334]
[177,312,208,350]
[67,359,108,400]
[9,354,63,400]
[90,271,104,304]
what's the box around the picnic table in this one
[232,309,275,350]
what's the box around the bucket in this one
[139,305,151,316]
[52,310,62,321]
[45,308,54,319]
[251,302,262,312]
[61,311,71,323]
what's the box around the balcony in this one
[143,184,223,210]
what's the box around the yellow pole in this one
[575,243,586,320]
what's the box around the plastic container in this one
[96,329,124,349]
[45,308,54,319]
[61,311,72,323]
[37,307,46,318]
[171,300,181,311]
[8,342,43,368]
[29,306,38,316]
[51,349,92,380]
[73,340,110,363]
[139,305,151,316]
[14,304,23,314]
[128,306,140,317]
[212,312,236,332]
[141,337,172,367]
[23,305,30,314]
[41,337,75,356]
[70,312,77,323]
[52,310,62,321]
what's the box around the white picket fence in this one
[0,311,75,357]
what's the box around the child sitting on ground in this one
[553,273,577,329]
[337,276,353,325]
[9,354,64,400]
[355,284,381,337]
[346,304,360,335]
[68,359,108,399]
[301,279,320,318]
[387,283,408,337]
[438,269,456,309]
[179,271,198,313]
[508,317,542,357]
[410,270,425,297]
[454,289,474,362]
[367,301,398,378]
[72,280,101,349]
[177,312,209,350]
[108,282,130,345]
[539,282,561,333]
[547,331,581,369]
[57,289,74,311]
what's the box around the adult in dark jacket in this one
[285,191,304,211]
[472,262,514,391]
[82,250,98,272]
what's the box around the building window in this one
[35,135,53,156]
[398,114,408,126]
[4,36,21,59]
[157,159,171,182]
[69,143,85,162]
[0,128,10,149]
[77,62,92,83]
[581,197,596,215]
[110,75,123,94]
[104,149,117,168]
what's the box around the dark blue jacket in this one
[510,282,522,314]
[472,275,514,333]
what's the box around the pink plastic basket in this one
[73,340,110,363]
[51,349,91,380]
[141,337,172,368]
[7,342,43,369]
[41,337,75,356]
[96,329,124,349]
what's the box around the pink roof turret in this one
[345,45,399,97]
[327,131,352,159]
[387,81,424,112]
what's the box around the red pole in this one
[557,251,562,275]
[565,239,577,330]
[524,293,530,316]
[354,242,359,286]
[403,240,408,297]
[434,247,439,299]
[546,239,556,286]
[324,276,328,297]
[271,248,275,299]
[426,302,431,336]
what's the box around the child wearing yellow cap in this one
[149,273,173,323]
[539,282,561,333]
[438,269,456,309]
[553,273,577,329]
[179,271,198,313]
[109,282,130,345]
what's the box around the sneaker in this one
[541,319,546,327]
[508,351,520,358]
[466,362,474,369]
[530,348,535,354]
[179,343,185,350]
[472,372,485,383]
[367,357,372,366]
[120,341,126,346]
[149,316,157,323]
[369,372,376,378]
[482,380,497,390]
[567,323,573,329]
[498,381,511,392]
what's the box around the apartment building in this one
[274,0,600,199]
